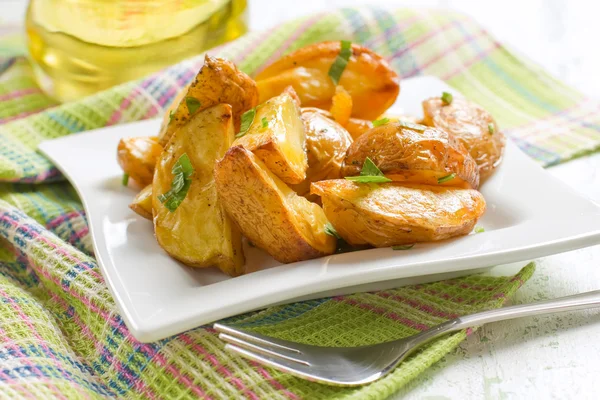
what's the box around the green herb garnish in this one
[261,117,268,128]
[488,123,495,135]
[185,97,201,115]
[122,173,129,186]
[372,117,390,127]
[437,173,456,184]
[328,40,352,86]
[392,244,414,250]
[169,110,175,122]
[236,108,256,138]
[345,157,392,183]
[324,222,342,239]
[441,91,453,105]
[398,121,426,132]
[474,226,485,233]
[158,153,194,212]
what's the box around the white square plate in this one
[39,76,600,342]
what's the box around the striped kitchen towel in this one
[0,6,597,399]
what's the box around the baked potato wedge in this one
[129,184,153,220]
[342,122,480,189]
[302,107,372,140]
[153,104,244,276]
[290,108,353,196]
[233,91,307,184]
[214,146,336,264]
[256,41,400,120]
[117,136,163,186]
[311,180,486,247]
[422,96,506,180]
[158,55,259,146]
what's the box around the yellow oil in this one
[26,0,247,103]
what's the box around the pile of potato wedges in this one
[118,41,506,276]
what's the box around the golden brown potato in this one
[214,146,336,264]
[153,104,244,276]
[256,41,400,120]
[158,55,259,146]
[329,85,353,126]
[302,107,372,140]
[129,184,153,220]
[342,122,480,189]
[117,136,163,186]
[290,109,353,196]
[422,96,506,180]
[233,91,307,184]
[311,180,486,247]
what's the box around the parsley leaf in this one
[122,173,129,186]
[345,157,392,183]
[185,97,201,115]
[236,108,256,138]
[488,123,495,135]
[392,244,414,250]
[158,153,194,212]
[474,226,485,233]
[261,117,268,128]
[441,91,453,105]
[169,110,175,122]
[328,40,352,85]
[324,222,342,239]
[372,117,390,127]
[437,173,456,184]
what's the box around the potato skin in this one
[129,184,153,220]
[158,55,259,146]
[153,104,245,276]
[117,136,163,186]
[233,92,307,184]
[311,180,486,247]
[214,146,336,264]
[256,41,400,120]
[301,107,372,141]
[290,109,353,196]
[342,123,480,189]
[422,96,506,180]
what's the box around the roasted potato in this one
[153,104,244,276]
[158,55,259,146]
[117,136,163,186]
[422,96,506,180]
[329,85,353,126]
[311,180,486,247]
[233,91,307,184]
[302,107,372,140]
[342,122,480,189]
[256,41,400,120]
[214,146,336,264]
[129,184,153,220]
[290,108,353,196]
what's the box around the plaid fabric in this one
[0,6,595,398]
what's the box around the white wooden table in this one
[3,1,600,398]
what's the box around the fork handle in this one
[453,289,600,331]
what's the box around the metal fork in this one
[214,290,600,386]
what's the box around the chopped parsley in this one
[441,91,453,105]
[488,123,495,135]
[185,97,201,115]
[474,226,485,233]
[169,110,175,122]
[392,244,414,250]
[372,117,390,127]
[236,108,256,138]
[345,157,392,183]
[328,40,352,86]
[158,153,194,212]
[324,222,342,239]
[261,117,268,128]
[122,173,129,186]
[437,173,456,184]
